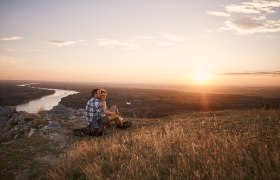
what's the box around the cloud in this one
[160,33,187,42]
[226,3,261,14]
[207,11,231,17]
[222,71,280,76]
[223,18,280,34]
[96,33,187,49]
[208,0,280,34]
[1,36,24,41]
[0,56,17,65]
[226,0,280,14]
[157,42,174,47]
[46,40,77,46]
[27,48,46,52]
[6,49,18,52]
[134,35,155,40]
[96,39,141,49]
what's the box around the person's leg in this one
[109,105,119,115]
[107,114,123,127]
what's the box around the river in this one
[16,84,79,113]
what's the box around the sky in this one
[0,0,280,86]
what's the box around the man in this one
[85,88,105,136]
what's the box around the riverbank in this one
[0,81,55,106]
[0,81,79,113]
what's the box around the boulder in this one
[0,106,16,126]
[76,108,86,117]
[48,105,76,117]
[0,110,48,140]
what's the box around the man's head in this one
[92,88,101,99]
[100,89,107,101]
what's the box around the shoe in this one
[117,120,132,129]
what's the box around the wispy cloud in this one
[222,71,280,76]
[0,56,17,65]
[223,18,280,34]
[207,11,231,17]
[27,48,46,52]
[96,39,141,50]
[226,0,280,14]
[160,32,187,42]
[46,40,77,46]
[208,0,280,34]
[134,35,155,40]
[6,49,18,52]
[157,42,174,47]
[97,33,187,49]
[1,36,24,41]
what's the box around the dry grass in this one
[48,109,280,179]
[37,106,45,116]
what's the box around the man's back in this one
[85,98,102,128]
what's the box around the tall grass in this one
[37,106,45,116]
[48,109,280,179]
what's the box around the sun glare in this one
[193,70,209,83]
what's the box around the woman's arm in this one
[101,101,116,115]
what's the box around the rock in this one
[24,113,40,122]
[0,106,16,117]
[48,105,76,117]
[0,106,16,126]
[0,104,89,142]
[28,128,36,137]
[76,109,86,116]
[0,110,49,140]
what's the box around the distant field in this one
[0,81,55,106]
[36,81,280,118]
[1,81,280,118]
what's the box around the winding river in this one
[16,84,79,113]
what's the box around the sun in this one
[193,70,210,83]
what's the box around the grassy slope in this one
[48,109,280,179]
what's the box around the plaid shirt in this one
[85,98,102,128]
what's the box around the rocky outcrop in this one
[48,104,76,117]
[0,105,87,141]
[0,106,16,126]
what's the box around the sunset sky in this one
[1,0,280,86]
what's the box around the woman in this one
[100,89,124,127]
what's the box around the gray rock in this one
[76,109,86,116]
[48,105,76,117]
[0,106,16,126]
[0,106,16,117]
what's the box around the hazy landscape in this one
[0,81,279,179]
[1,0,280,179]
[21,81,280,117]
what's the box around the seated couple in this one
[85,88,129,136]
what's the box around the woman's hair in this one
[100,89,107,95]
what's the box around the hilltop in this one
[0,105,279,179]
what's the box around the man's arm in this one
[85,100,92,125]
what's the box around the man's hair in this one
[100,89,107,95]
[92,88,100,96]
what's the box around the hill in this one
[48,109,279,179]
